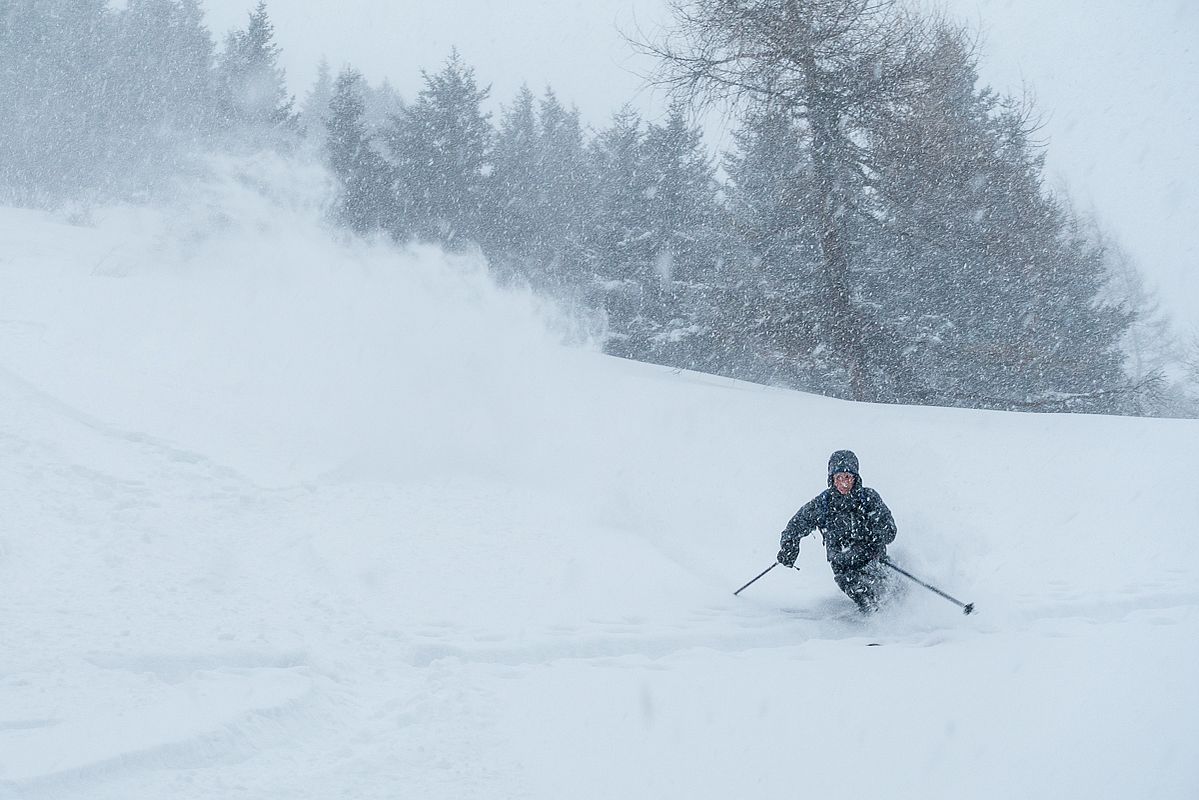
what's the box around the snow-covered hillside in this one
[1,163,1196,799]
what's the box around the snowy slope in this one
[1,161,1196,799]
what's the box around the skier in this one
[776,450,897,613]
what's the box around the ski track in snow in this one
[2,196,1197,799]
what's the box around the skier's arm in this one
[864,489,897,546]
[778,495,823,566]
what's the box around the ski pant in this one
[833,559,891,613]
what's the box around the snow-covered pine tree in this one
[530,88,592,293]
[723,103,839,390]
[863,25,1130,412]
[0,0,114,203]
[325,68,396,235]
[361,80,405,132]
[581,107,656,355]
[486,85,541,277]
[383,50,492,248]
[215,2,299,139]
[107,0,217,188]
[301,58,334,142]
[634,104,730,369]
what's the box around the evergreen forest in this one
[2,0,1194,415]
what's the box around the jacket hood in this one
[827,449,860,488]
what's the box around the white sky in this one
[200,0,1197,330]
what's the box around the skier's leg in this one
[834,567,880,613]
[873,557,906,605]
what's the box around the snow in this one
[1,160,1197,798]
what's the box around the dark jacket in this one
[778,451,896,572]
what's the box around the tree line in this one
[1,0,1194,415]
[0,0,299,203]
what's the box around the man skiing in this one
[776,450,897,613]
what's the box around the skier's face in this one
[833,472,855,495]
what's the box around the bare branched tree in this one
[1184,330,1199,398]
[635,0,942,401]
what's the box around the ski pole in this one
[734,562,780,596]
[881,556,975,615]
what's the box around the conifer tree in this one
[582,107,656,354]
[0,0,114,201]
[362,80,405,131]
[216,2,298,135]
[864,26,1131,410]
[638,104,726,355]
[301,58,334,141]
[531,89,591,291]
[384,50,492,247]
[642,107,720,281]
[475,85,592,291]
[724,103,838,389]
[487,85,541,276]
[326,68,395,234]
[105,0,217,191]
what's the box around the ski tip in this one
[963,603,975,615]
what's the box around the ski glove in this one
[777,548,798,568]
